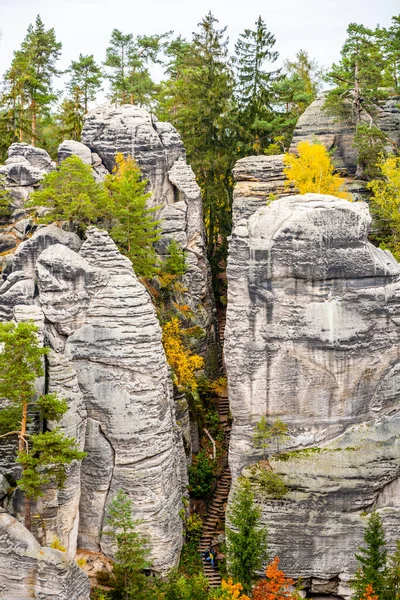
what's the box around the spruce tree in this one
[352,511,387,599]
[226,478,268,595]
[0,321,85,529]
[157,13,236,297]
[103,489,152,600]
[234,16,279,154]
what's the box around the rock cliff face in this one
[232,154,290,229]
[290,94,400,174]
[226,193,400,598]
[0,226,186,574]
[0,512,90,600]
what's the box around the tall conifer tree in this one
[1,15,62,146]
[234,16,279,153]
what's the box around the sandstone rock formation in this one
[226,193,400,598]
[0,512,90,600]
[290,93,400,174]
[0,226,186,575]
[232,154,291,228]
[81,105,214,347]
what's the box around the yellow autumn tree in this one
[162,317,203,391]
[368,156,400,260]
[217,578,251,600]
[283,141,351,200]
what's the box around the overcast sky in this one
[0,0,398,102]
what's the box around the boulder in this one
[13,224,82,278]
[0,512,90,600]
[3,143,54,187]
[58,140,93,165]
[225,193,400,595]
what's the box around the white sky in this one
[0,0,398,102]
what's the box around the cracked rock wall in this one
[0,226,186,576]
[225,192,400,598]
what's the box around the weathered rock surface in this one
[290,93,400,174]
[0,225,187,578]
[58,140,92,165]
[226,193,400,597]
[82,105,185,197]
[0,512,90,600]
[81,105,214,351]
[0,142,54,187]
[232,154,293,228]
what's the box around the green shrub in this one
[257,469,287,499]
[188,450,216,498]
[163,239,187,276]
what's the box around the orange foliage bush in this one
[361,584,379,600]
[252,557,301,600]
[219,578,251,600]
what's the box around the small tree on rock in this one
[29,155,108,231]
[105,153,160,278]
[0,321,85,529]
[283,141,351,199]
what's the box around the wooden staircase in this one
[198,309,231,588]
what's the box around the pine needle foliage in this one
[352,511,387,600]
[103,489,152,600]
[226,478,268,595]
[0,321,85,529]
[29,155,108,230]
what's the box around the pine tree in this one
[352,511,387,599]
[226,478,268,595]
[376,15,400,91]
[68,53,102,113]
[0,321,85,529]
[1,15,62,146]
[324,22,388,177]
[103,489,152,600]
[234,16,279,154]
[29,155,108,231]
[104,29,169,107]
[105,153,160,278]
[325,22,385,127]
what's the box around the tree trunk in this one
[31,103,37,146]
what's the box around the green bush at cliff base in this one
[188,450,216,498]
